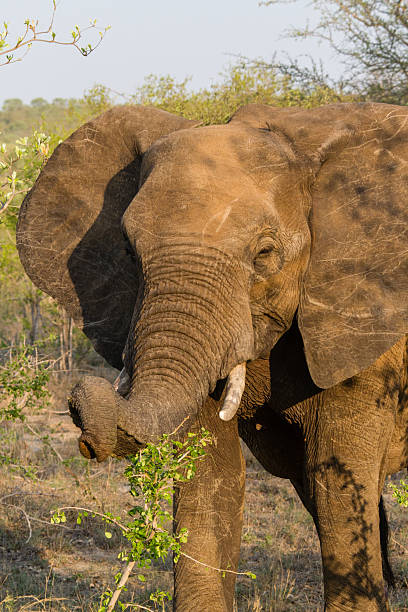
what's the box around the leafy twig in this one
[0,0,110,66]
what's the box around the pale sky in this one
[0,0,340,105]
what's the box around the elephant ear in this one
[231,103,408,388]
[17,105,199,369]
[299,104,408,387]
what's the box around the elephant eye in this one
[253,238,283,275]
[258,246,274,256]
[256,242,276,259]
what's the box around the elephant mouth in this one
[113,367,131,397]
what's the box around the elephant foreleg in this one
[304,363,399,612]
[173,398,245,612]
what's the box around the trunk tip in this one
[78,436,96,460]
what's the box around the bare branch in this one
[106,562,136,612]
[264,0,408,102]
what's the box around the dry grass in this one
[1,375,407,611]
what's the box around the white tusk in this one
[113,367,131,396]
[219,362,246,421]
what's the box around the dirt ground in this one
[1,376,407,611]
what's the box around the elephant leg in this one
[173,398,245,612]
[304,371,397,612]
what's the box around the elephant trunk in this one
[69,249,253,461]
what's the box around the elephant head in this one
[17,103,408,461]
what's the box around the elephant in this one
[16,101,408,611]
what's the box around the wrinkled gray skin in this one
[17,102,408,611]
